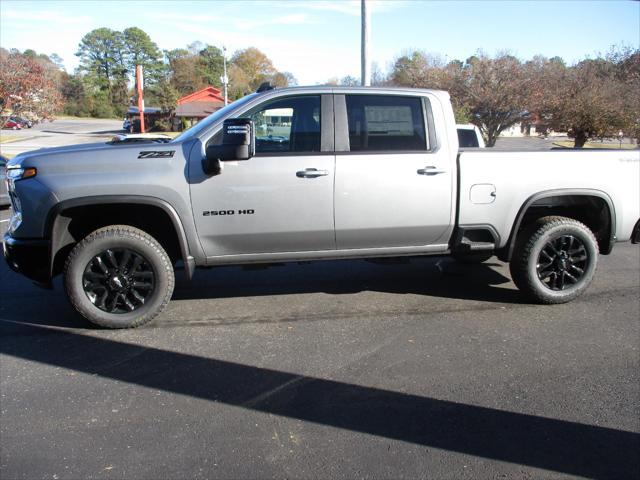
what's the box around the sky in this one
[1,0,639,85]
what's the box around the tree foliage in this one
[76,28,127,88]
[389,48,639,147]
[228,47,295,98]
[456,54,530,147]
[122,27,164,86]
[0,48,63,126]
[526,50,639,146]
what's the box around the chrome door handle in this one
[296,168,329,178]
[417,166,446,175]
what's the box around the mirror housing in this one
[203,118,255,175]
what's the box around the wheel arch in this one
[499,189,616,262]
[46,195,195,280]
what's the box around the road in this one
[1,206,638,479]
[0,118,123,156]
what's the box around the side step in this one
[453,226,499,252]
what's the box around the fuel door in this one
[470,183,496,204]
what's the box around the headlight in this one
[6,167,37,181]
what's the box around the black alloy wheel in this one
[510,216,598,304]
[536,234,589,291]
[83,248,156,313]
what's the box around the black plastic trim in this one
[334,94,349,152]
[3,233,52,285]
[500,189,617,262]
[321,94,334,152]
[422,96,438,151]
[46,196,194,280]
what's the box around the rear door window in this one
[345,95,427,152]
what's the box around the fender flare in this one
[500,188,616,262]
[46,195,195,280]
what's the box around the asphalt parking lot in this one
[1,205,638,479]
[0,118,123,156]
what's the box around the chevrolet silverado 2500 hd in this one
[4,86,640,328]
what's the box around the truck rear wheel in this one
[63,225,174,328]
[510,216,598,304]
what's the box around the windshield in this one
[171,93,260,143]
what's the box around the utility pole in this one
[361,0,370,86]
[221,46,229,106]
[136,65,145,133]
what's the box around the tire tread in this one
[63,225,174,328]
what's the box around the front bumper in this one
[3,233,51,284]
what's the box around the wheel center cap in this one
[109,275,126,290]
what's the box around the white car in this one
[457,124,485,148]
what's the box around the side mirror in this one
[203,118,255,175]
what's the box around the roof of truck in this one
[253,85,449,97]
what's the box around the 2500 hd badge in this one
[203,209,255,216]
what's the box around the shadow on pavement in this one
[0,257,527,330]
[172,257,525,304]
[1,322,638,479]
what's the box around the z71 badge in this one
[138,151,175,159]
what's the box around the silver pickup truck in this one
[4,86,640,328]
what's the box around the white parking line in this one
[0,219,9,223]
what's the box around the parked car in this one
[10,116,33,128]
[457,124,485,148]
[0,156,10,207]
[122,118,132,132]
[3,86,639,328]
[2,120,22,130]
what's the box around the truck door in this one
[334,94,454,249]
[190,94,336,258]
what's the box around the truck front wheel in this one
[510,216,598,304]
[63,225,175,328]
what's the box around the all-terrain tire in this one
[63,225,174,328]
[510,216,598,304]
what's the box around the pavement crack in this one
[241,375,310,408]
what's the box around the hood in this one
[9,140,178,168]
[10,142,121,165]
[10,139,186,176]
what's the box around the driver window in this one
[248,95,321,154]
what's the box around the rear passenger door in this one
[334,94,453,249]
